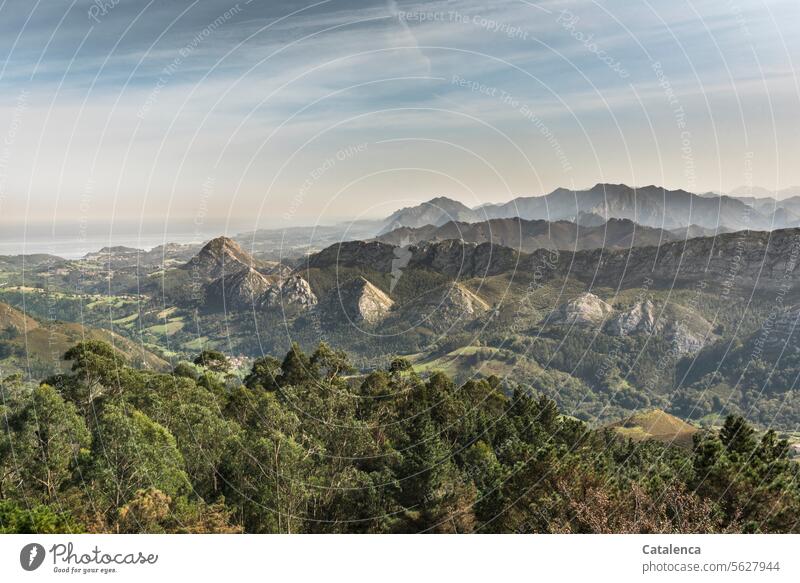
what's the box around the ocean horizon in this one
[0,226,234,259]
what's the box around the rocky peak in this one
[397,281,490,333]
[442,282,490,315]
[412,239,477,275]
[184,236,256,280]
[606,299,657,336]
[206,267,275,310]
[335,276,394,324]
[552,293,614,326]
[606,299,714,354]
[262,274,317,308]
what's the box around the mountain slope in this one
[0,301,169,376]
[323,276,394,324]
[377,217,677,252]
[391,281,490,334]
[534,227,800,293]
[308,228,800,295]
[205,267,277,310]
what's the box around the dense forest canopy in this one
[1,340,799,534]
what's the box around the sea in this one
[0,220,248,260]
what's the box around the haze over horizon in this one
[1,0,799,228]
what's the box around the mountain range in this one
[4,183,800,430]
[378,183,800,234]
[376,217,682,252]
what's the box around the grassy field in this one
[609,409,699,448]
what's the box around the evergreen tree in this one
[90,404,190,514]
[278,342,318,386]
[5,384,90,502]
[720,415,756,455]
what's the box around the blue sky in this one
[1,0,798,230]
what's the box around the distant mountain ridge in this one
[379,196,481,234]
[376,217,679,252]
[379,183,800,233]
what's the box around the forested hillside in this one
[2,340,799,533]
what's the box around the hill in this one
[609,409,699,448]
[0,301,169,377]
[0,253,66,270]
[83,242,199,268]
[0,300,40,332]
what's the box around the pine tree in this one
[720,415,756,455]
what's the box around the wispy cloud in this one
[1,0,798,225]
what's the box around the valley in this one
[5,183,800,535]
[3,185,800,434]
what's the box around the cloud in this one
[2,0,799,226]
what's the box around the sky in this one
[0,0,798,233]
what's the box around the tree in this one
[462,440,507,525]
[221,389,315,533]
[720,415,756,455]
[90,404,190,513]
[0,500,83,534]
[116,487,172,533]
[172,361,198,380]
[243,355,281,391]
[169,403,240,497]
[5,338,800,534]
[116,488,240,534]
[399,414,457,527]
[62,341,127,408]
[193,350,230,373]
[756,429,789,464]
[277,342,317,386]
[389,357,412,374]
[311,343,354,380]
[6,384,90,501]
